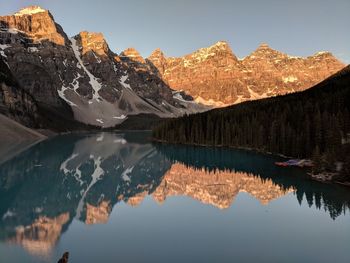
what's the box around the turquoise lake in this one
[0,132,349,262]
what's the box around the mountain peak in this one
[247,43,284,59]
[187,40,237,63]
[0,5,68,46]
[76,31,110,56]
[15,6,47,16]
[257,42,273,50]
[212,40,229,47]
[313,51,333,57]
[149,48,166,59]
[207,41,231,51]
[120,48,145,63]
[79,31,105,39]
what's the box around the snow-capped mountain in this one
[147,41,345,106]
[0,6,206,128]
[0,6,345,128]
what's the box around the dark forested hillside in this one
[153,66,350,181]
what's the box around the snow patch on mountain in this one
[120,73,132,90]
[71,37,102,101]
[58,85,78,107]
[113,115,127,120]
[282,76,298,83]
[0,44,10,58]
[15,6,46,16]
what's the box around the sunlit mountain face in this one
[0,132,349,261]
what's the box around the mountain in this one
[0,6,345,129]
[148,41,345,106]
[0,6,205,128]
[153,66,350,182]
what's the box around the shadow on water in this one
[0,132,349,260]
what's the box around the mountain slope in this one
[0,57,40,127]
[148,42,345,106]
[153,66,350,180]
[0,113,46,163]
[0,6,205,128]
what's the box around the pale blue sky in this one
[1,0,349,63]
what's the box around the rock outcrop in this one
[148,41,345,106]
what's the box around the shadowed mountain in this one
[0,6,207,129]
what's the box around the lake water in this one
[0,132,349,263]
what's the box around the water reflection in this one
[154,163,293,209]
[156,144,350,219]
[0,132,349,259]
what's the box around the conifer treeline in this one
[153,66,350,180]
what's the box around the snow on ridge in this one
[71,37,102,101]
[314,51,330,56]
[15,6,46,16]
[282,76,298,83]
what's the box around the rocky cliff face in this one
[0,6,204,128]
[148,41,345,106]
[0,57,40,127]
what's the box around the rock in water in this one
[57,252,69,263]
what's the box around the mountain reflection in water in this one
[0,132,349,260]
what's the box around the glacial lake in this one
[0,132,349,263]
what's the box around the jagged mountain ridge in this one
[0,6,205,128]
[148,41,345,106]
[0,6,345,128]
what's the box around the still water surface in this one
[0,132,349,262]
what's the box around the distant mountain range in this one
[0,6,346,129]
[153,66,350,182]
[148,42,345,106]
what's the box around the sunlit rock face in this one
[126,191,148,207]
[0,6,68,45]
[86,201,111,225]
[9,213,69,257]
[153,163,294,209]
[121,48,147,64]
[148,42,345,106]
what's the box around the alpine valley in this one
[1,3,350,263]
[0,6,345,133]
